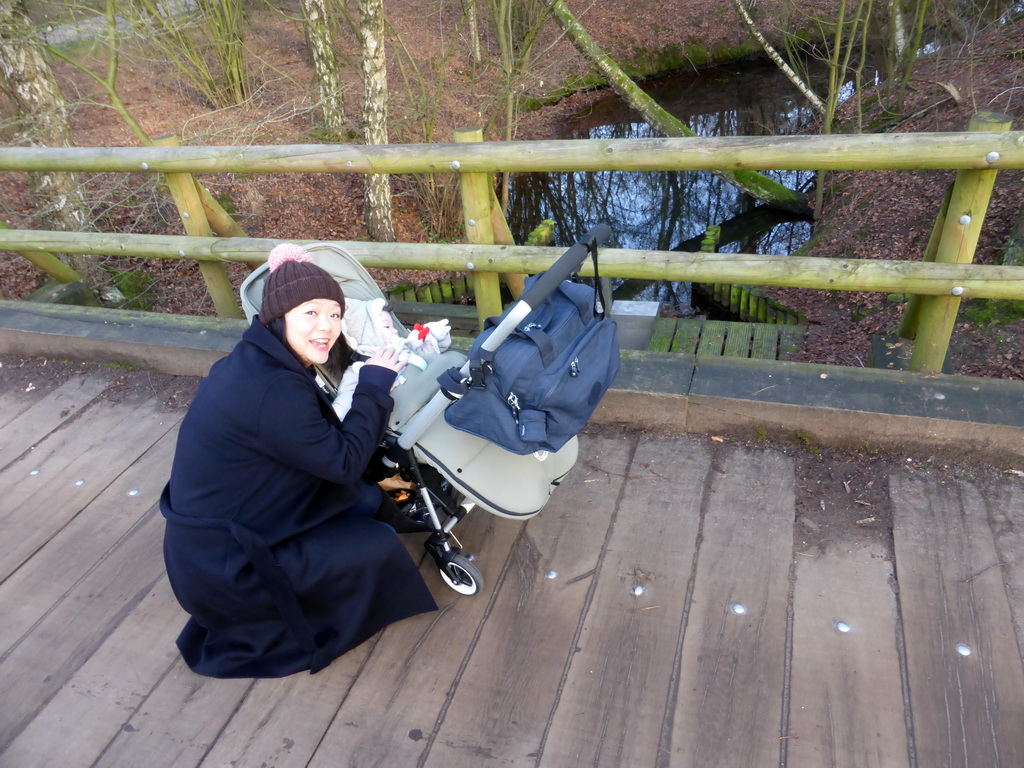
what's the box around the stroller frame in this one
[240,224,612,596]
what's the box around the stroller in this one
[240,225,611,595]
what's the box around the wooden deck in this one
[2,369,1024,767]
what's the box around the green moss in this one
[521,37,763,113]
[962,299,1024,327]
[106,268,154,311]
[214,192,236,215]
[309,127,360,144]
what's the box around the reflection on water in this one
[508,60,822,311]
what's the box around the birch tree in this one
[300,0,349,136]
[731,0,826,115]
[359,0,394,242]
[0,0,99,284]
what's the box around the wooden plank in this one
[647,316,678,353]
[196,647,372,768]
[751,323,780,360]
[722,322,754,358]
[787,544,911,767]
[984,477,1024,655]
[1,580,184,768]
[667,445,795,767]
[0,427,179,653]
[696,319,727,357]
[0,508,167,750]
[539,435,712,767]
[419,433,635,768]
[93,659,252,768]
[0,387,180,582]
[671,319,702,355]
[891,475,1024,767]
[306,503,523,767]
[0,387,48,430]
[778,324,806,359]
[0,375,112,472]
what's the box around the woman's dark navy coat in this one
[160,318,437,678]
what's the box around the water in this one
[507,59,822,312]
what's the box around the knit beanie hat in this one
[260,243,345,325]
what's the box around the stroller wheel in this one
[439,555,484,596]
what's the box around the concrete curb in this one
[3,300,1023,458]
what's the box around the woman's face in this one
[283,299,343,367]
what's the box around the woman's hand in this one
[364,346,406,373]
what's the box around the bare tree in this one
[730,0,825,115]
[0,0,99,284]
[300,0,349,136]
[359,0,394,241]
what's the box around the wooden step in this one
[647,318,805,360]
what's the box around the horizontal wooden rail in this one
[3,229,1024,301]
[1,133,1023,174]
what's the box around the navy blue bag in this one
[441,263,620,455]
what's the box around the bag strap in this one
[520,327,556,368]
[586,237,607,320]
[437,366,471,398]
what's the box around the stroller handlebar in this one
[519,223,612,310]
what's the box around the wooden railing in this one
[1,113,1022,374]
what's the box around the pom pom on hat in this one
[260,244,344,325]
[267,243,313,271]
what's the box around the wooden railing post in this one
[154,135,243,319]
[454,128,503,328]
[897,182,953,340]
[488,186,526,299]
[0,220,82,284]
[908,112,1012,373]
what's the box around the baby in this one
[334,297,451,420]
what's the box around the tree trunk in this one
[549,0,812,215]
[889,0,907,59]
[467,0,481,66]
[359,0,395,242]
[731,0,826,115]
[0,0,99,283]
[300,0,348,136]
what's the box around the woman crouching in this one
[160,245,436,679]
